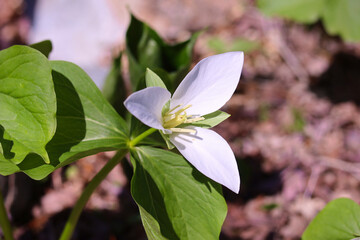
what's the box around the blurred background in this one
[1,0,360,239]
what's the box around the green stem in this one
[59,127,156,240]
[128,128,157,148]
[0,190,14,240]
[59,149,127,240]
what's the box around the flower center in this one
[162,104,204,133]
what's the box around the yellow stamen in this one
[170,128,196,133]
[163,115,186,128]
[162,104,192,129]
[174,105,191,115]
[167,104,182,113]
[184,117,205,123]
[162,104,205,133]
[164,115,176,122]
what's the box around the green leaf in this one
[230,38,259,53]
[102,53,127,116]
[207,37,227,53]
[126,14,162,90]
[29,40,53,58]
[256,0,360,42]
[126,14,198,92]
[302,198,360,240]
[322,0,360,42]
[0,60,129,179]
[256,0,325,23]
[287,108,306,133]
[131,146,227,240]
[145,68,167,89]
[208,37,259,54]
[188,110,230,128]
[0,45,56,165]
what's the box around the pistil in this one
[162,104,205,132]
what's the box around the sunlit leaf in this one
[131,146,227,240]
[145,68,167,89]
[0,45,56,165]
[1,60,129,179]
[322,0,360,42]
[302,198,360,240]
[257,0,325,23]
[256,0,360,42]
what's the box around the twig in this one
[260,18,309,84]
[303,166,323,198]
[319,156,360,175]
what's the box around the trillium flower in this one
[124,52,244,193]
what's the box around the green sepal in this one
[159,131,175,150]
[145,68,167,89]
[161,101,170,116]
[181,110,230,129]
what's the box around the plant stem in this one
[128,128,157,148]
[59,127,157,240]
[59,149,127,240]
[0,190,14,240]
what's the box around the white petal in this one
[170,52,244,116]
[170,127,240,193]
[124,87,171,130]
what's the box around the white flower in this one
[124,52,244,193]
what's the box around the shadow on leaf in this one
[18,70,86,173]
[0,125,15,159]
[131,155,179,240]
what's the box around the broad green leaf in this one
[0,61,129,179]
[131,146,227,240]
[302,198,360,240]
[257,0,325,23]
[256,0,360,42]
[186,110,230,128]
[322,0,360,42]
[145,68,167,89]
[126,14,162,90]
[126,14,198,92]
[0,45,56,165]
[29,40,53,58]
[102,53,127,116]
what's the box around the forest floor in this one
[1,0,360,239]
